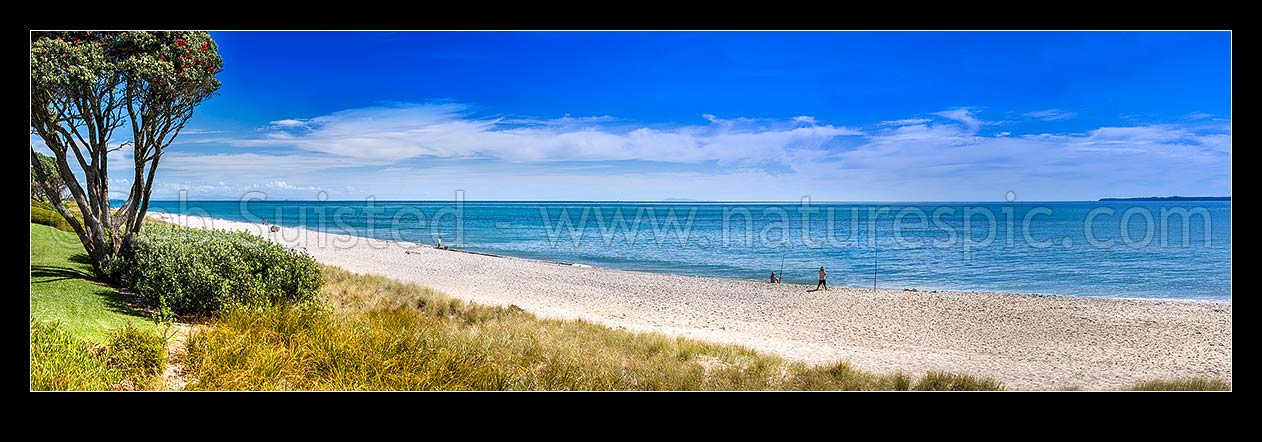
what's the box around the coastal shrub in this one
[1129,378,1231,391]
[105,322,167,387]
[123,225,323,317]
[31,198,54,211]
[30,320,123,391]
[31,205,76,232]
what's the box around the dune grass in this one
[913,371,1006,391]
[30,320,169,391]
[30,223,155,343]
[103,322,168,389]
[1129,378,1231,391]
[182,266,1005,391]
[30,320,124,391]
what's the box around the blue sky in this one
[53,31,1232,201]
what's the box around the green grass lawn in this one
[30,223,153,343]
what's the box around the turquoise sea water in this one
[146,200,1231,300]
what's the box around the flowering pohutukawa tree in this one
[30,31,222,279]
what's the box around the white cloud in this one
[265,180,308,190]
[269,119,308,128]
[284,122,1227,201]
[1024,109,1077,121]
[792,116,818,124]
[869,123,974,144]
[163,152,381,175]
[1086,125,1187,144]
[1193,134,1231,153]
[501,114,616,126]
[217,104,863,166]
[816,122,1228,201]
[879,118,932,127]
[143,105,1230,200]
[1185,112,1213,120]
[932,108,984,133]
[141,179,333,200]
[180,128,222,135]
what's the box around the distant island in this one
[1099,196,1230,202]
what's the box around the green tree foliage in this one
[30,31,222,278]
[30,151,67,201]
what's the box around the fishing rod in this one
[873,221,878,291]
[780,255,785,283]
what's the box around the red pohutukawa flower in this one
[201,43,209,50]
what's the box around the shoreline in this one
[153,212,1231,303]
[463,245,1232,304]
[148,211,1233,390]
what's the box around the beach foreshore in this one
[150,212,1232,390]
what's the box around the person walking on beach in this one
[816,266,828,291]
[770,272,780,284]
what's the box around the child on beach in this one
[770,272,780,284]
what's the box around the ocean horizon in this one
[143,199,1232,301]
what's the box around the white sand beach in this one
[152,213,1232,390]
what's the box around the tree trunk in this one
[31,149,110,278]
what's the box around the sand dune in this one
[152,212,1232,390]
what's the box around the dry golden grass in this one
[1128,378,1230,391]
[181,266,1005,391]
